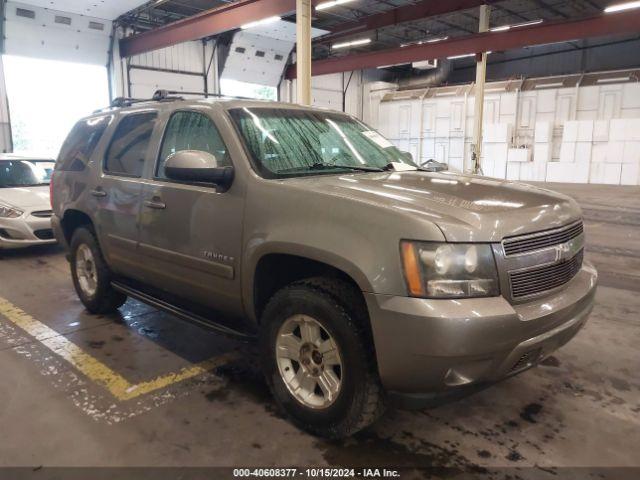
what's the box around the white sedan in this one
[0,154,57,249]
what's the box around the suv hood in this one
[0,185,51,209]
[285,171,581,242]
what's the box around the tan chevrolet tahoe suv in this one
[51,91,597,438]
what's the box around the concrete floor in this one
[0,183,638,475]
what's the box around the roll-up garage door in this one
[3,1,112,65]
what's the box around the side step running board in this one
[111,281,255,341]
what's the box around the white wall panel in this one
[375,76,640,184]
[131,42,204,74]
[621,162,640,185]
[422,104,436,134]
[4,1,111,65]
[0,59,12,153]
[129,69,205,99]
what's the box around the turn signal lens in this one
[400,241,425,296]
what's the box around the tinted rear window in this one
[56,115,113,171]
[104,112,157,177]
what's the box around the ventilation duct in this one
[398,59,452,90]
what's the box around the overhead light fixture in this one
[447,51,491,60]
[534,81,565,89]
[426,36,449,43]
[605,1,640,12]
[596,76,631,83]
[447,53,475,59]
[241,16,281,29]
[490,19,543,32]
[316,0,356,11]
[332,38,371,49]
[400,36,449,48]
[377,62,410,69]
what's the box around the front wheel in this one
[70,226,126,314]
[261,277,385,438]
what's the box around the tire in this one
[69,226,126,314]
[261,277,385,438]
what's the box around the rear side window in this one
[56,115,112,171]
[104,112,157,177]
[156,111,230,179]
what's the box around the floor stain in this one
[204,387,229,403]
[87,340,105,349]
[610,377,631,392]
[520,403,543,423]
[506,449,524,462]
[317,430,484,474]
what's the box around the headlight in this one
[0,204,23,218]
[400,241,499,298]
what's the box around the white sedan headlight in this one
[0,203,24,218]
[400,241,500,298]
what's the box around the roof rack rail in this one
[100,90,260,112]
[110,97,147,108]
[152,89,255,101]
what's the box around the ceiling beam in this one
[315,0,491,43]
[120,0,304,57]
[285,10,640,79]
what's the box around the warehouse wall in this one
[280,72,364,116]
[372,76,640,185]
[112,36,217,100]
[0,58,12,153]
[3,1,112,65]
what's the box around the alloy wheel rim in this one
[275,315,343,409]
[75,244,98,297]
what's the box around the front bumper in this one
[365,261,597,396]
[0,210,56,249]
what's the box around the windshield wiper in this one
[309,162,384,172]
[381,162,424,172]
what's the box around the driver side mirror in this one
[164,150,234,189]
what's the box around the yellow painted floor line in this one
[0,297,238,401]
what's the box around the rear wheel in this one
[262,277,385,438]
[70,227,126,314]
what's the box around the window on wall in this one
[220,79,277,101]
[3,55,109,158]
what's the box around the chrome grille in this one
[31,210,53,218]
[510,250,583,298]
[503,221,583,256]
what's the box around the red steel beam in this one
[120,0,300,57]
[315,0,489,43]
[286,10,640,79]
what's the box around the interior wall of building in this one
[110,35,218,100]
[0,58,12,153]
[371,77,640,185]
[279,72,364,116]
[3,1,112,65]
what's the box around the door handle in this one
[90,188,107,198]
[144,199,166,210]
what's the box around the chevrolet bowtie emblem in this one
[554,239,578,262]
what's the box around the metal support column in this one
[470,4,490,174]
[296,0,312,105]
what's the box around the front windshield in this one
[228,107,417,178]
[0,160,55,187]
